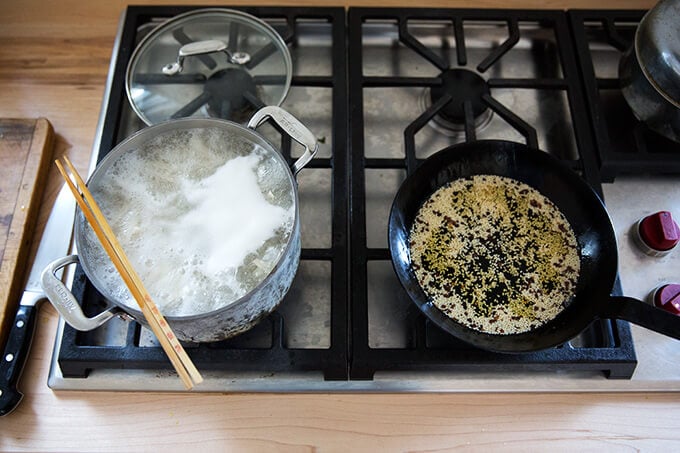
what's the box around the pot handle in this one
[603,295,680,340]
[247,106,319,177]
[162,40,251,75]
[41,255,118,331]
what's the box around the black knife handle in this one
[0,304,37,416]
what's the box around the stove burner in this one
[431,69,488,121]
[426,69,493,135]
[205,68,260,120]
[167,67,262,122]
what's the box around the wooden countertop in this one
[3,0,680,451]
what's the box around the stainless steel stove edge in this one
[47,320,680,393]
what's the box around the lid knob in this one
[653,284,680,316]
[636,211,680,256]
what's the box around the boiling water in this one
[81,127,295,317]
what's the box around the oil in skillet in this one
[408,175,580,335]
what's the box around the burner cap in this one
[205,68,258,118]
[430,69,490,125]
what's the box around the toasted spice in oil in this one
[408,175,580,335]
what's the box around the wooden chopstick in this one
[56,157,203,389]
[56,157,202,388]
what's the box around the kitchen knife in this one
[0,184,75,416]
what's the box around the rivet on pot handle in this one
[247,106,319,177]
[162,39,251,75]
[41,255,118,331]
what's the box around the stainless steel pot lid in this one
[126,8,293,125]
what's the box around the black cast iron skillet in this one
[389,140,680,353]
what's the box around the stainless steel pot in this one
[41,106,318,343]
[619,0,680,142]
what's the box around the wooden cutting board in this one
[0,118,54,350]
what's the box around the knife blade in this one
[0,183,75,416]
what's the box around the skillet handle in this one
[604,296,680,340]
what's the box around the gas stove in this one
[49,6,680,392]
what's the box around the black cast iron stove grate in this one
[57,5,349,381]
[347,7,636,380]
